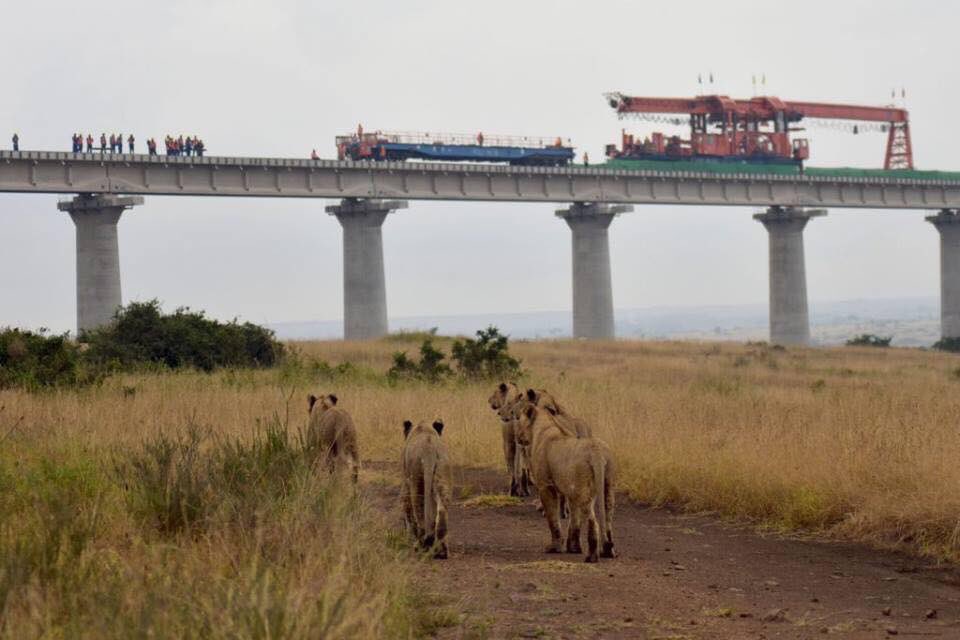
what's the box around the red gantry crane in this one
[604,93,913,169]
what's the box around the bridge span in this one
[3,150,960,344]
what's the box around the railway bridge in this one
[4,149,960,344]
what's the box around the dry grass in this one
[3,335,960,635]
[461,494,524,509]
[295,337,960,558]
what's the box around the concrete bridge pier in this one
[555,202,633,339]
[58,194,143,334]
[753,206,825,346]
[326,198,408,340]
[926,209,960,339]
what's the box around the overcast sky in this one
[1,0,955,334]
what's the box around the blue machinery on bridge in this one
[4,149,960,344]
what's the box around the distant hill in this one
[269,297,940,347]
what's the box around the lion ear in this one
[498,382,507,392]
[403,420,413,437]
[526,388,538,402]
[308,394,318,411]
[328,394,338,405]
[432,420,444,435]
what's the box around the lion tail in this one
[591,448,608,550]
[422,453,438,546]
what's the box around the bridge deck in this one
[2,150,959,210]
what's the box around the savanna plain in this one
[3,336,960,638]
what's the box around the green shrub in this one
[450,326,522,380]
[83,300,284,372]
[388,339,452,383]
[934,337,960,353]
[0,328,96,390]
[846,334,892,347]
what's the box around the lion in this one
[525,388,593,438]
[306,393,359,483]
[488,382,528,496]
[515,402,616,562]
[497,395,533,497]
[401,419,452,559]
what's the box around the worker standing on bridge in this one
[311,149,319,160]
[127,134,135,153]
[195,138,204,157]
[477,132,484,146]
[583,152,589,166]
[99,133,106,153]
[185,136,193,156]
[11,133,18,151]
[86,134,94,153]
[109,134,116,153]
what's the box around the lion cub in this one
[401,419,452,559]
[306,393,359,483]
[515,402,616,562]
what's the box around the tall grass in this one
[4,337,960,635]
[0,413,437,639]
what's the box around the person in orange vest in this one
[99,133,107,153]
[311,149,319,160]
[86,133,94,152]
[109,133,116,153]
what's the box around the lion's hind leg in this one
[565,502,584,555]
[538,487,564,554]
[584,500,600,563]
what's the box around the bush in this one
[934,337,960,353]
[846,334,892,347]
[83,300,284,372]
[388,339,452,383]
[450,326,522,380]
[116,417,307,536]
[0,328,95,389]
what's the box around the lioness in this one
[515,403,616,562]
[401,419,452,559]
[488,382,528,496]
[525,388,593,438]
[497,395,533,497]
[306,393,359,483]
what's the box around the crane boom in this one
[784,101,908,123]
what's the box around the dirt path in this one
[368,463,960,639]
